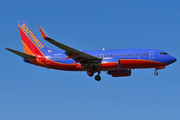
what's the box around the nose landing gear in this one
[154,66,165,76]
[154,70,158,76]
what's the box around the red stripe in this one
[97,59,167,71]
[32,59,167,71]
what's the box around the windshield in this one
[160,52,168,55]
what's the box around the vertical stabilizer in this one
[18,21,48,56]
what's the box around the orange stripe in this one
[22,40,34,55]
[21,38,46,66]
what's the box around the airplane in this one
[5,21,177,81]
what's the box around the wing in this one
[39,26,101,65]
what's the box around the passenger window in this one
[100,55,104,58]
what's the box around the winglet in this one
[39,26,49,40]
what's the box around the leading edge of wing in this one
[39,26,101,62]
[5,48,36,59]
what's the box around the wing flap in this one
[5,48,36,59]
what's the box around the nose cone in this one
[168,56,177,64]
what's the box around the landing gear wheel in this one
[154,71,158,76]
[95,75,101,81]
[87,71,94,77]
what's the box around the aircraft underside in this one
[25,57,168,81]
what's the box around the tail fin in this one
[18,21,48,56]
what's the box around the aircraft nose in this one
[168,56,177,64]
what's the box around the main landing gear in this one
[87,71,101,81]
[87,71,94,77]
[95,72,101,81]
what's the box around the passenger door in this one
[149,50,154,59]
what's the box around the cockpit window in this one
[160,52,168,55]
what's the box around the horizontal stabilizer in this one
[5,48,36,59]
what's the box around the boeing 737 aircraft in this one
[6,21,177,81]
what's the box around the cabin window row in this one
[97,55,116,57]
[53,53,149,59]
[96,53,148,58]
[118,53,148,56]
[54,57,66,60]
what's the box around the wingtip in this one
[5,48,13,51]
[39,26,49,40]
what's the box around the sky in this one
[0,0,180,120]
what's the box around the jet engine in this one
[108,69,131,77]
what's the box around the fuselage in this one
[24,48,177,71]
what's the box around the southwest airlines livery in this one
[6,21,177,81]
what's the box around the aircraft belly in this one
[120,59,167,69]
[33,57,167,71]
[55,60,166,71]
[98,59,167,71]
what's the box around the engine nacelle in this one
[100,59,121,70]
[108,69,131,77]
